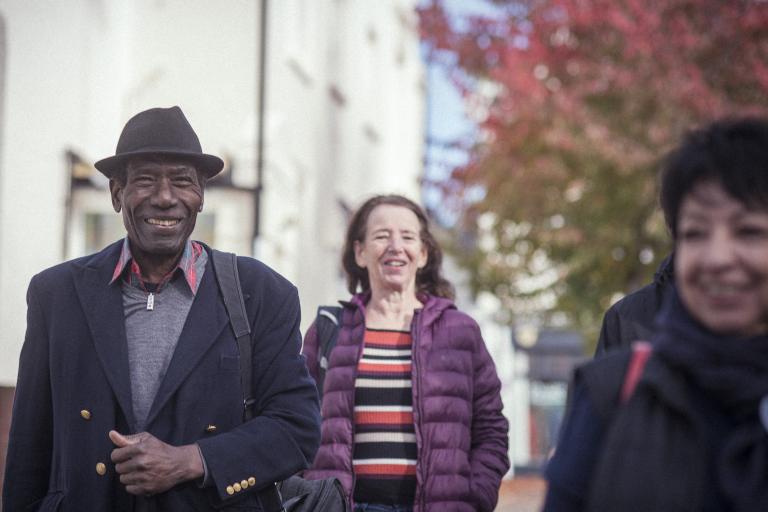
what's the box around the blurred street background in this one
[498,477,546,511]
[0,0,766,509]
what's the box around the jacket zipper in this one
[410,309,426,511]
[349,310,367,510]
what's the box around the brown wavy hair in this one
[342,194,455,299]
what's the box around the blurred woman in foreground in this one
[302,195,509,512]
[544,117,768,511]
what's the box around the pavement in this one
[495,475,546,511]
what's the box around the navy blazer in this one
[3,240,320,511]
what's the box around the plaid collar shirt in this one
[110,238,204,295]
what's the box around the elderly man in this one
[3,106,320,511]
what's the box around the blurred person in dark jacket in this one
[545,117,768,511]
[594,255,674,356]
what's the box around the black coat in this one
[594,255,674,356]
[3,240,321,511]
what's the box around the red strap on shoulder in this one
[620,341,653,403]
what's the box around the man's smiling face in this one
[110,157,204,264]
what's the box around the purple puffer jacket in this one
[302,293,510,511]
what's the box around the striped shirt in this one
[353,328,417,505]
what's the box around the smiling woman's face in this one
[354,204,428,296]
[675,180,768,337]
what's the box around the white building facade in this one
[0,0,425,387]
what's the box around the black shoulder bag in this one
[211,250,347,512]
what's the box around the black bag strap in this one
[315,306,342,399]
[619,341,652,403]
[211,250,255,419]
[210,249,285,512]
[578,342,652,422]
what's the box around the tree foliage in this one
[420,0,768,347]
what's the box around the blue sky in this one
[420,0,505,222]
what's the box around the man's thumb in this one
[109,430,141,447]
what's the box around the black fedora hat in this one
[94,106,224,179]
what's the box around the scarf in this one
[588,290,768,511]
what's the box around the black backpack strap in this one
[211,250,255,420]
[315,306,342,399]
[619,341,652,403]
[577,342,653,422]
[210,249,285,512]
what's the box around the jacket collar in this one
[73,241,137,428]
[654,253,675,286]
[342,291,456,328]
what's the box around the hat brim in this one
[94,150,224,179]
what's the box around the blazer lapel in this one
[143,260,229,428]
[72,242,137,430]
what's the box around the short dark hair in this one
[342,194,455,299]
[660,117,768,238]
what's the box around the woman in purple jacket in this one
[302,195,510,512]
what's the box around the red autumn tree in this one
[420,0,768,346]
